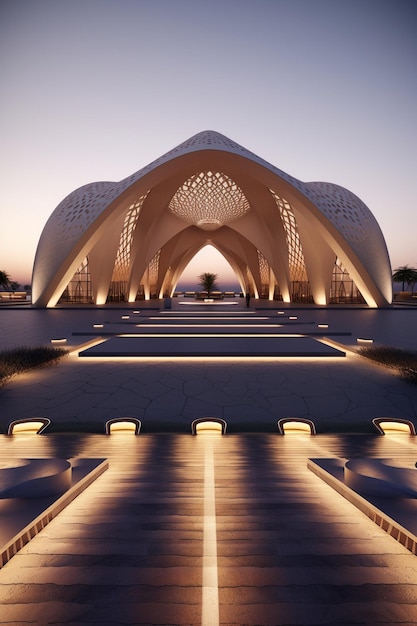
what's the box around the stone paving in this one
[1,301,417,624]
[1,433,417,625]
[0,301,416,434]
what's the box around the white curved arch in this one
[32,130,392,308]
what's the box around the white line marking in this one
[202,438,219,626]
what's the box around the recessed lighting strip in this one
[201,438,219,626]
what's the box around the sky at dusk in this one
[1,0,416,290]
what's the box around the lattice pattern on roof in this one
[54,182,118,243]
[111,194,148,283]
[148,249,161,290]
[257,249,270,286]
[303,182,371,242]
[169,171,251,230]
[246,265,255,290]
[270,190,307,282]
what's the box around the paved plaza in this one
[0,300,416,434]
[1,300,417,624]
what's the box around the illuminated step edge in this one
[79,336,346,357]
[0,458,108,568]
[308,458,417,555]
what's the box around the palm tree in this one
[0,270,11,291]
[392,265,417,292]
[198,272,218,298]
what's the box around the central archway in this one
[176,245,241,293]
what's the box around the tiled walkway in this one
[1,433,417,625]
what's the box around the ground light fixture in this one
[105,418,141,434]
[372,417,416,435]
[191,418,227,435]
[7,418,51,435]
[277,418,316,435]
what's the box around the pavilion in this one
[32,130,392,308]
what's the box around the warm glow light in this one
[69,338,109,357]
[201,431,220,624]
[120,333,303,338]
[109,422,136,433]
[149,316,269,320]
[192,418,227,435]
[76,354,348,363]
[135,324,283,329]
[178,301,239,306]
[196,422,223,434]
[161,310,254,314]
[106,418,141,434]
[8,418,51,435]
[51,338,67,343]
[289,316,298,320]
[372,418,416,435]
[357,338,373,343]
[278,418,316,435]
[121,315,130,320]
[318,324,329,328]
[93,324,104,328]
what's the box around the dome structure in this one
[32,130,392,308]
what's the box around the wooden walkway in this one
[1,433,417,625]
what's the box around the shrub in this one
[358,346,417,384]
[0,346,68,385]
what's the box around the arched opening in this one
[176,245,240,295]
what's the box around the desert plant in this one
[0,346,68,385]
[392,265,417,292]
[198,272,218,298]
[358,345,417,384]
[0,270,11,291]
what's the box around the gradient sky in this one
[1,0,416,290]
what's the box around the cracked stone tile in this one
[96,389,150,410]
[183,378,212,396]
[182,396,225,419]
[145,390,186,418]
[304,394,351,419]
[224,405,275,422]
[122,378,171,397]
